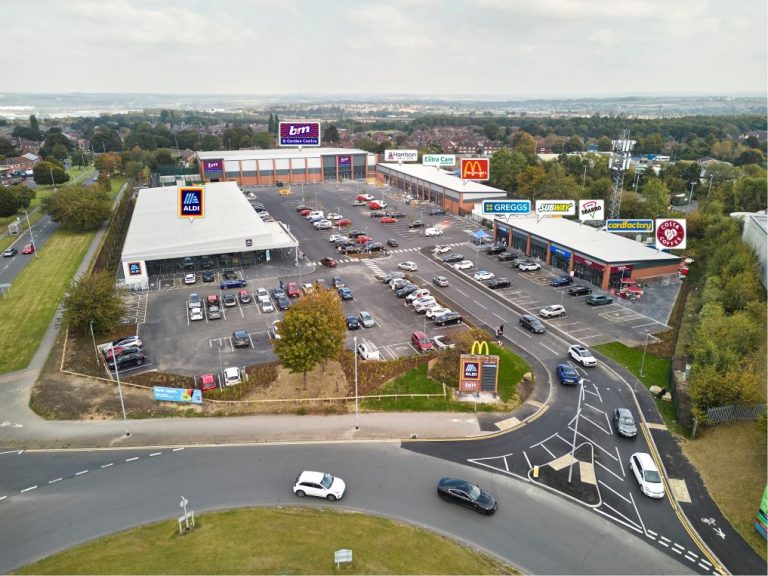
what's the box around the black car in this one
[107,350,146,371]
[386,238,398,247]
[346,315,361,330]
[408,220,425,228]
[202,270,215,283]
[496,251,518,262]
[386,211,406,218]
[395,284,419,298]
[332,276,344,289]
[223,268,237,280]
[370,211,386,218]
[428,208,446,215]
[433,311,462,326]
[568,285,593,296]
[220,279,247,289]
[442,253,464,263]
[488,277,511,289]
[519,314,546,334]
[232,330,250,348]
[363,242,384,252]
[275,294,291,311]
[222,293,237,307]
[348,230,367,238]
[276,180,285,187]
[485,244,506,255]
[437,477,497,515]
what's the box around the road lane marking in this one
[101,463,113,468]
[150,452,162,457]
[48,478,62,484]
[541,344,558,355]
[75,470,88,476]
[595,460,623,482]
[20,485,37,493]
[125,457,139,462]
[597,479,631,503]
[595,503,642,533]
[172,447,185,452]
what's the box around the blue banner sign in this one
[606,219,654,233]
[153,387,202,404]
[550,246,571,258]
[482,200,531,215]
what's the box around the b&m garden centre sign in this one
[279,121,321,146]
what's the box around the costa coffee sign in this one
[655,219,686,250]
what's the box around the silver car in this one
[613,408,637,438]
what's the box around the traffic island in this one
[529,442,600,506]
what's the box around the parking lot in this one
[132,181,678,379]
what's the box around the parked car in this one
[106,350,146,371]
[352,199,367,206]
[293,471,346,501]
[232,330,250,348]
[223,268,237,279]
[314,220,333,230]
[2,247,18,257]
[431,335,455,350]
[275,294,290,311]
[629,453,665,498]
[337,218,352,227]
[613,408,638,438]
[299,209,312,216]
[488,277,511,289]
[222,293,237,307]
[184,273,196,285]
[223,366,242,386]
[398,261,418,271]
[21,243,35,254]
[188,293,202,309]
[433,311,462,326]
[346,315,360,330]
[453,260,474,270]
[357,341,381,360]
[550,276,574,287]
[258,295,274,313]
[315,278,329,290]
[112,335,142,348]
[497,251,518,262]
[329,234,346,243]
[327,212,342,221]
[414,298,438,313]
[363,242,384,252]
[426,306,450,319]
[199,373,217,392]
[433,275,449,287]
[432,245,451,255]
[485,244,506,255]
[519,314,545,334]
[104,345,142,361]
[358,311,375,328]
[518,261,541,271]
[437,477,497,515]
[428,208,446,215]
[272,287,286,299]
[568,285,593,296]
[411,331,433,352]
[276,180,285,187]
[338,287,354,300]
[557,363,581,385]
[380,216,397,224]
[385,211,406,218]
[207,304,222,320]
[189,308,204,321]
[239,290,252,304]
[539,304,566,318]
[354,235,372,244]
[202,270,215,283]
[586,294,614,306]
[331,276,344,289]
[442,253,464,263]
[424,227,443,237]
[406,288,430,303]
[569,344,597,367]
[408,220,425,228]
[286,282,300,297]
[220,279,247,289]
[386,238,399,247]
[473,270,495,281]
[395,284,418,298]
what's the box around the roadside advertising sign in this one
[153,387,203,404]
[655,219,687,250]
[278,121,321,146]
[460,158,490,180]
[606,219,654,234]
[178,187,204,219]
[384,149,418,162]
[459,341,499,394]
[202,159,222,173]
[422,154,456,167]
[535,200,576,216]
[578,199,604,221]
[482,200,531,215]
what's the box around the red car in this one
[299,209,312,216]
[355,235,372,244]
[367,201,383,210]
[380,217,396,224]
[337,218,352,227]
[321,257,338,268]
[287,282,301,297]
[199,373,217,391]
[21,243,35,254]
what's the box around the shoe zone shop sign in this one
[459,341,499,394]
[279,121,321,147]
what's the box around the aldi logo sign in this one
[279,121,321,146]
[460,158,490,181]
[178,186,204,219]
[462,361,480,380]
[128,262,142,276]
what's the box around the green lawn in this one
[0,229,94,373]
[17,508,515,575]
[593,341,680,433]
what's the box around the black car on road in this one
[437,477,497,515]
[386,238,398,247]
[428,208,446,215]
[408,220,425,228]
[107,350,146,371]
[568,285,593,296]
[519,314,546,334]
[442,253,464,264]
[488,277,511,289]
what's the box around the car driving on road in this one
[437,477,497,515]
[556,363,580,385]
[569,344,597,367]
[398,261,418,271]
[293,471,346,501]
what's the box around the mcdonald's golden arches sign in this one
[459,340,499,394]
[460,158,490,181]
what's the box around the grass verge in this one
[16,507,516,575]
[0,229,94,373]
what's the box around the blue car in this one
[338,287,354,300]
[220,279,247,289]
[550,276,573,287]
[346,315,360,330]
[557,363,581,385]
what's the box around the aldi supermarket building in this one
[488,215,681,290]
[194,148,377,186]
[119,181,298,289]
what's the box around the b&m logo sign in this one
[202,159,222,173]
[278,121,321,147]
[128,262,142,276]
[338,155,351,166]
[178,186,205,219]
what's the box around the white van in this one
[306,210,324,220]
[424,227,443,237]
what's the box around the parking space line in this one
[492,313,506,321]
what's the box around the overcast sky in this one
[3,0,766,96]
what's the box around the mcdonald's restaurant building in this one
[487,214,681,291]
[377,162,506,215]
[194,148,377,186]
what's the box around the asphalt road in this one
[0,212,58,284]
[0,444,690,575]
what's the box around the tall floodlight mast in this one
[608,130,636,219]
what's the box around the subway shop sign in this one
[482,200,531,215]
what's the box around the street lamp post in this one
[353,336,359,430]
[640,332,651,377]
[218,342,224,389]
[567,378,585,484]
[582,165,588,189]
[23,210,37,258]
[89,321,100,363]
[107,344,131,437]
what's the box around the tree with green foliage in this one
[94,152,123,176]
[0,136,19,158]
[91,128,123,153]
[268,114,275,135]
[0,187,21,217]
[563,135,583,153]
[324,124,340,144]
[483,122,502,141]
[734,148,765,166]
[96,173,112,195]
[40,132,74,160]
[273,290,346,389]
[489,149,527,194]
[201,134,220,151]
[154,148,174,166]
[510,131,538,165]
[253,132,272,149]
[273,114,279,134]
[33,160,70,185]
[62,271,126,337]
[640,179,671,217]
[597,136,613,151]
[43,185,111,231]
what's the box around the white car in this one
[413,298,438,313]
[293,470,346,501]
[424,227,444,237]
[453,260,474,270]
[406,288,431,303]
[184,273,196,285]
[629,453,665,499]
[357,341,381,360]
[258,295,274,313]
[473,270,495,281]
[518,261,541,271]
[326,212,342,221]
[256,287,269,299]
[314,220,333,230]
[569,344,597,367]
[272,320,282,340]
[329,234,346,243]
[425,305,449,319]
[302,282,314,295]
[189,307,204,321]
[398,261,418,271]
[358,193,375,201]
[432,245,451,255]
[539,304,566,318]
[223,366,242,386]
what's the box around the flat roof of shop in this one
[496,216,681,264]
[196,147,370,161]
[378,163,507,196]
[122,181,297,262]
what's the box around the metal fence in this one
[706,403,766,424]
